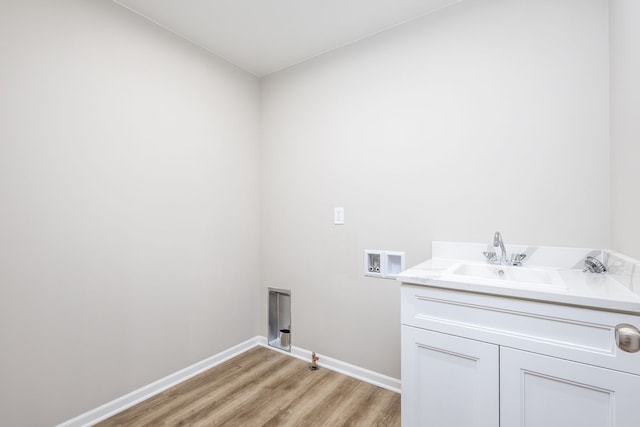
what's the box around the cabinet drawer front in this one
[401,285,640,375]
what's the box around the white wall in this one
[261,0,610,379]
[0,1,260,426]
[611,0,640,259]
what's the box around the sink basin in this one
[450,263,565,287]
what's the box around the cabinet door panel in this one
[401,326,499,427]
[501,347,640,427]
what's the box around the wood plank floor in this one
[96,346,401,426]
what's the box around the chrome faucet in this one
[484,232,526,266]
[493,231,508,265]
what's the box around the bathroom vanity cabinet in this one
[401,284,640,427]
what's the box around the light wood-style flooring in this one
[96,346,401,426]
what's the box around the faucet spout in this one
[493,231,507,264]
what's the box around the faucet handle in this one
[510,253,526,266]
[483,251,497,263]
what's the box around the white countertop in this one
[396,242,640,314]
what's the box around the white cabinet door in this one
[501,347,640,427]
[401,325,499,427]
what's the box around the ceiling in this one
[113,0,463,77]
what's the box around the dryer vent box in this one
[268,288,291,352]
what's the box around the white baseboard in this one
[256,337,401,393]
[58,336,400,426]
[57,336,262,427]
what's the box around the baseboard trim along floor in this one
[58,336,400,427]
[256,336,401,394]
[57,337,261,427]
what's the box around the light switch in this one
[334,207,344,225]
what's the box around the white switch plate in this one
[334,207,344,225]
